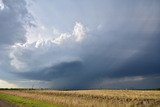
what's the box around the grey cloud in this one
[108,35,160,78]
[1,0,160,89]
[17,31,160,89]
[0,0,34,84]
[0,0,32,46]
[18,60,83,81]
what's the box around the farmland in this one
[0,89,160,107]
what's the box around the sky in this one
[0,0,160,89]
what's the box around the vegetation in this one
[0,92,63,107]
[0,89,160,107]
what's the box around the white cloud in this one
[0,79,17,88]
[51,33,71,45]
[73,22,86,42]
[5,1,87,72]
[0,0,4,10]
[9,22,86,71]
[35,38,45,48]
[10,52,27,71]
[18,22,86,49]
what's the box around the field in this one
[0,89,160,107]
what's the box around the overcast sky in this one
[0,0,160,89]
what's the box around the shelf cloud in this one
[0,0,160,89]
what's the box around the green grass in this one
[0,93,63,107]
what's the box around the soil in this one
[0,100,18,107]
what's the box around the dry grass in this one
[0,89,160,107]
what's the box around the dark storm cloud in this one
[0,0,32,46]
[18,60,83,81]
[1,0,160,89]
[17,32,160,89]
[109,35,160,78]
[0,0,34,86]
[15,0,160,89]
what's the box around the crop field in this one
[0,89,160,107]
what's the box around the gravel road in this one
[0,100,17,107]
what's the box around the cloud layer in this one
[0,0,160,89]
[0,0,33,46]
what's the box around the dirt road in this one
[0,100,17,107]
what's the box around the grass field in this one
[0,89,160,107]
[0,93,62,107]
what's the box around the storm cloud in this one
[0,0,33,46]
[0,0,160,89]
